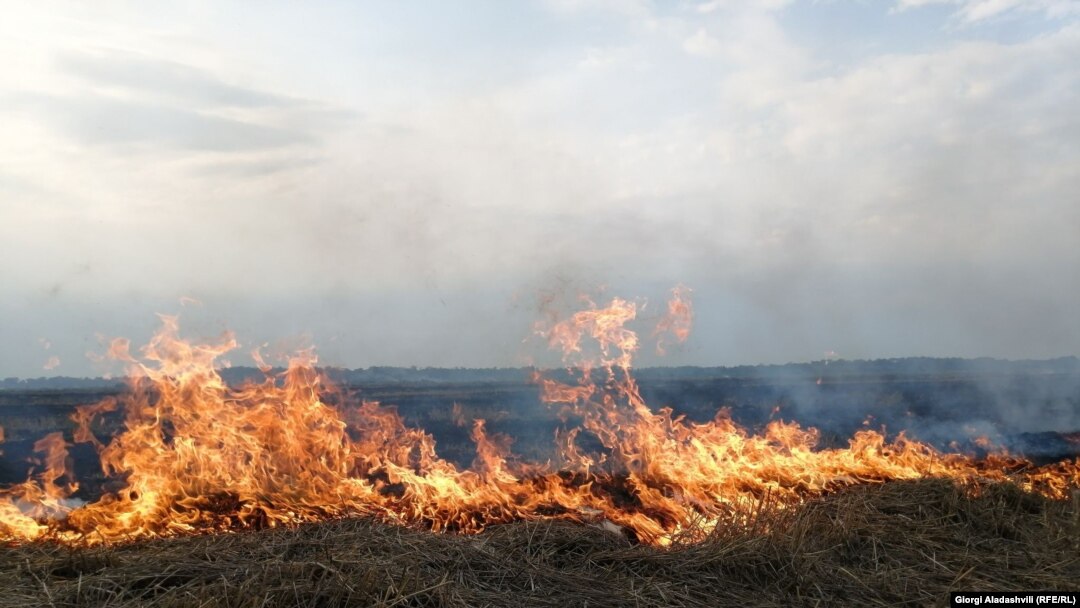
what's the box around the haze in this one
[2,1,1078,378]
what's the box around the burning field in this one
[0,480,1076,607]
[1,289,1078,606]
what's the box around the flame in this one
[451,403,467,428]
[653,284,692,355]
[1,290,1078,546]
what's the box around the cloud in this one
[0,2,1078,376]
[777,26,1080,184]
[541,0,650,17]
[57,49,304,109]
[682,28,722,56]
[578,46,634,69]
[893,0,1080,22]
[0,47,355,155]
[676,7,815,108]
[189,155,325,177]
[696,0,792,13]
[8,93,313,151]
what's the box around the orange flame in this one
[0,289,1077,546]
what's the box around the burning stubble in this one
[0,288,1077,546]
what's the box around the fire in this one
[653,284,693,355]
[1,292,1078,546]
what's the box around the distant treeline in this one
[3,356,1078,390]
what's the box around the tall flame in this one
[0,291,1077,546]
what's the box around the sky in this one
[1,0,1078,378]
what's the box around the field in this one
[1,366,1079,606]
[3,366,1079,488]
[1,480,1076,607]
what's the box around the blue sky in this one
[1,0,1078,377]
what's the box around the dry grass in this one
[1,479,1077,608]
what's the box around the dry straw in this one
[1,479,1077,608]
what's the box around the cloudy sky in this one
[1,0,1078,377]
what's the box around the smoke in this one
[644,358,1080,461]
